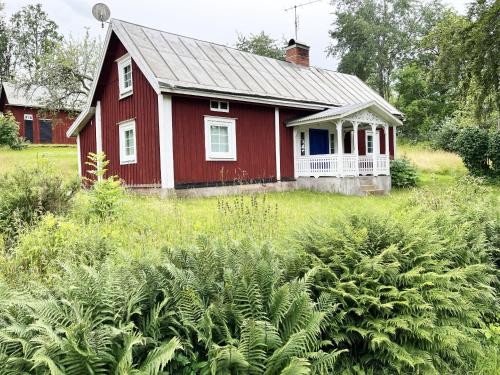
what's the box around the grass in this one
[0,145,78,179]
[398,142,466,176]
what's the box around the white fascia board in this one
[159,86,331,111]
[66,106,96,137]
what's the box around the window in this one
[210,100,229,112]
[329,133,335,154]
[366,130,380,154]
[204,116,236,160]
[300,131,306,156]
[117,54,133,98]
[119,120,137,164]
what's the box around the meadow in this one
[0,144,498,374]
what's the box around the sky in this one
[3,0,470,70]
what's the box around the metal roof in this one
[287,101,403,127]
[1,82,48,108]
[111,19,402,116]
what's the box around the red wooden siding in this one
[1,105,75,144]
[92,33,161,186]
[389,126,395,159]
[279,108,316,179]
[172,96,277,186]
[358,129,366,155]
[79,116,96,180]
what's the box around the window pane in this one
[124,128,135,156]
[210,125,229,153]
[210,101,218,109]
[123,65,132,88]
[220,101,228,110]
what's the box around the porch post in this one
[353,121,359,176]
[371,123,378,176]
[293,127,298,179]
[336,121,343,177]
[393,126,397,158]
[384,124,390,175]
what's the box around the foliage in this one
[296,205,497,373]
[8,3,62,79]
[328,0,448,99]
[487,129,500,176]
[16,29,101,113]
[236,31,285,60]
[455,126,490,176]
[390,158,419,188]
[0,241,346,374]
[85,152,124,219]
[0,161,79,248]
[0,3,11,82]
[430,118,460,152]
[0,111,26,149]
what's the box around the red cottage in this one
[68,19,403,196]
[0,82,76,145]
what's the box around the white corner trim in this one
[274,107,281,181]
[76,134,81,177]
[95,100,103,180]
[158,94,175,188]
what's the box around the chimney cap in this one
[286,39,310,50]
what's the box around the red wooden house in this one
[0,82,76,145]
[67,19,403,196]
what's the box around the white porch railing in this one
[296,154,390,177]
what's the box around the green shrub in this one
[0,242,346,374]
[488,129,500,176]
[296,209,497,374]
[390,158,419,188]
[431,119,460,152]
[455,126,490,176]
[0,162,79,247]
[85,152,124,219]
[0,111,27,149]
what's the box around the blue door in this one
[309,129,329,155]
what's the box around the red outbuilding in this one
[0,82,76,145]
[68,19,403,196]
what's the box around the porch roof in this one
[286,101,403,127]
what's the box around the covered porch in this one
[288,102,402,179]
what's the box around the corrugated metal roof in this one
[112,19,402,116]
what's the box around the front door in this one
[24,114,33,142]
[309,129,329,155]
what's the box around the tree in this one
[9,3,62,79]
[328,0,448,99]
[17,30,101,113]
[236,31,285,60]
[0,1,11,82]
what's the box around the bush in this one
[0,162,79,247]
[431,118,460,152]
[296,209,497,374]
[390,158,419,188]
[488,129,500,176]
[455,126,490,176]
[0,111,27,149]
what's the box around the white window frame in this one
[210,100,229,113]
[117,54,133,98]
[204,116,236,161]
[119,119,137,165]
[365,130,380,154]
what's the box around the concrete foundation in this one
[130,175,391,198]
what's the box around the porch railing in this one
[296,154,390,177]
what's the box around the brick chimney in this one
[285,39,310,67]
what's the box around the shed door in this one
[39,120,52,143]
[24,114,33,142]
[309,129,329,155]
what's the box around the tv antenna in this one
[92,3,111,28]
[285,0,322,40]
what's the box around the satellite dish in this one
[92,3,111,28]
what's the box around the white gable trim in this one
[66,20,160,138]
